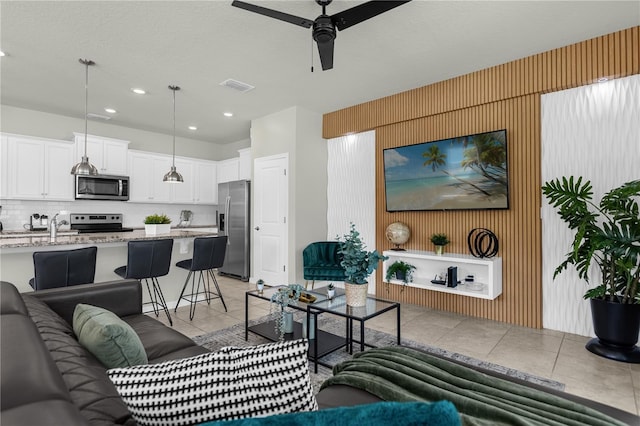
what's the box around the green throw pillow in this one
[73,303,148,369]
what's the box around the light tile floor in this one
[154,276,639,417]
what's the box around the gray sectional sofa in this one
[0,279,208,425]
[2,278,638,426]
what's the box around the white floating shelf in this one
[383,250,502,300]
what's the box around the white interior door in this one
[252,154,288,285]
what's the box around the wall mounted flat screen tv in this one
[383,129,509,212]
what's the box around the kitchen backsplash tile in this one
[0,199,217,231]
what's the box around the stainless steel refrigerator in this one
[217,180,250,281]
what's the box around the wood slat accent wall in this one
[323,27,639,138]
[323,27,639,328]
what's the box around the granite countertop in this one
[0,228,218,249]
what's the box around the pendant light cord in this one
[79,59,95,158]
[172,87,176,168]
[84,61,88,155]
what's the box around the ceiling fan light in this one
[163,166,183,183]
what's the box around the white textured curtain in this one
[541,74,640,336]
[327,131,377,295]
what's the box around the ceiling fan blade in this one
[331,0,411,31]
[231,0,314,28]
[317,39,335,71]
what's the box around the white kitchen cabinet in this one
[169,158,217,205]
[128,150,172,203]
[4,134,74,201]
[0,134,7,198]
[217,157,239,183]
[194,160,217,204]
[382,250,503,300]
[238,148,251,180]
[170,158,195,204]
[73,133,129,175]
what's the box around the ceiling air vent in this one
[86,113,111,121]
[219,78,255,93]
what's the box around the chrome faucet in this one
[49,214,69,239]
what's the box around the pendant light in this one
[163,85,184,183]
[70,59,99,175]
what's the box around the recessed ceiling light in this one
[223,112,233,117]
[131,88,146,95]
[104,108,117,114]
[188,126,197,131]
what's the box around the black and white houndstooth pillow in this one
[107,339,317,426]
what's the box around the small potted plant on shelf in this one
[326,283,335,299]
[338,223,387,307]
[144,214,172,235]
[270,284,304,340]
[385,260,416,292]
[430,233,450,256]
[256,279,265,293]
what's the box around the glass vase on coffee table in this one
[244,285,346,368]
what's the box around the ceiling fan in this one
[231,0,411,71]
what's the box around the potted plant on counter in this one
[144,214,172,235]
[338,223,387,307]
[430,233,450,256]
[542,176,640,362]
[385,260,416,292]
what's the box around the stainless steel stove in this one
[70,213,134,234]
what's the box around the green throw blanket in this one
[319,347,625,426]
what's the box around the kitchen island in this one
[0,228,220,309]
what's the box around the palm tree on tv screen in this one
[460,132,507,186]
[422,144,491,196]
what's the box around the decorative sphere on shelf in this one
[385,222,410,251]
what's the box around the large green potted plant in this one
[337,223,387,307]
[542,176,640,362]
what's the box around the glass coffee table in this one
[245,286,347,369]
[246,286,401,373]
[308,295,401,370]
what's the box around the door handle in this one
[254,226,260,231]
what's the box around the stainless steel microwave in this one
[75,175,129,201]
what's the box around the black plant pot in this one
[395,271,406,282]
[586,297,640,363]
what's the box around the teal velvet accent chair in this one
[302,242,347,290]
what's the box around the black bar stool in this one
[114,239,174,326]
[29,246,98,290]
[174,236,228,320]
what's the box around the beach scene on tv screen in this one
[384,130,509,211]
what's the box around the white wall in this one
[250,106,327,283]
[541,74,640,336]
[293,107,328,281]
[327,131,377,295]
